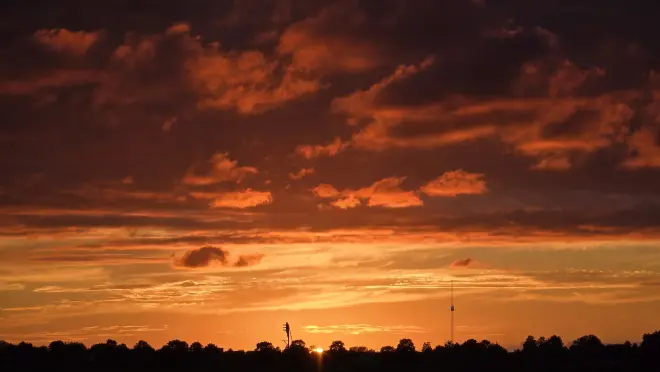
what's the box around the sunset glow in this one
[1,0,660,352]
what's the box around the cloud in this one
[622,126,660,169]
[331,196,362,210]
[311,184,341,198]
[0,70,103,95]
[451,258,474,268]
[332,56,435,118]
[186,39,320,114]
[296,137,348,159]
[296,57,434,158]
[277,3,381,75]
[173,246,230,268]
[234,254,265,268]
[296,34,646,170]
[32,28,100,55]
[165,23,191,36]
[302,324,426,335]
[162,116,177,132]
[420,170,488,197]
[190,189,273,209]
[173,246,264,269]
[183,153,258,185]
[314,177,423,209]
[289,167,315,180]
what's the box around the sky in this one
[1,0,660,351]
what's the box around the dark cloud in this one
[234,254,265,268]
[451,258,473,268]
[173,246,265,268]
[173,246,230,268]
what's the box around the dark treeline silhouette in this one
[2,330,660,371]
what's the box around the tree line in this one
[1,330,660,371]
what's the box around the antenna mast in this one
[450,280,455,344]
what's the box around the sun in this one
[312,347,324,354]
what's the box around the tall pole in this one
[450,280,454,344]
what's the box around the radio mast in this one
[450,280,455,343]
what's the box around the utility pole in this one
[283,322,291,349]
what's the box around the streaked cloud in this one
[314,177,423,209]
[303,324,426,335]
[420,170,487,197]
[183,153,258,185]
[289,167,315,180]
[451,258,474,268]
[191,189,272,209]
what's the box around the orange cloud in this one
[165,23,191,36]
[312,184,341,198]
[332,56,435,118]
[314,177,423,209]
[342,93,635,170]
[305,56,639,170]
[186,42,320,114]
[296,58,434,158]
[420,170,487,197]
[621,89,660,170]
[296,137,348,159]
[32,28,100,55]
[277,4,381,74]
[189,189,272,209]
[530,155,572,171]
[514,59,605,98]
[331,196,362,209]
[183,153,257,185]
[289,167,315,180]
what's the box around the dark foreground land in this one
[2,331,660,372]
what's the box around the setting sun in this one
[313,348,324,354]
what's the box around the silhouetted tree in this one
[329,340,347,353]
[255,341,276,352]
[349,346,371,352]
[134,340,155,352]
[2,331,659,372]
[641,330,660,351]
[289,339,307,351]
[163,339,189,353]
[522,335,537,354]
[421,342,433,353]
[189,342,203,353]
[396,338,415,353]
[571,334,604,355]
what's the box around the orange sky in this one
[1,0,660,351]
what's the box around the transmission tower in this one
[450,280,455,343]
